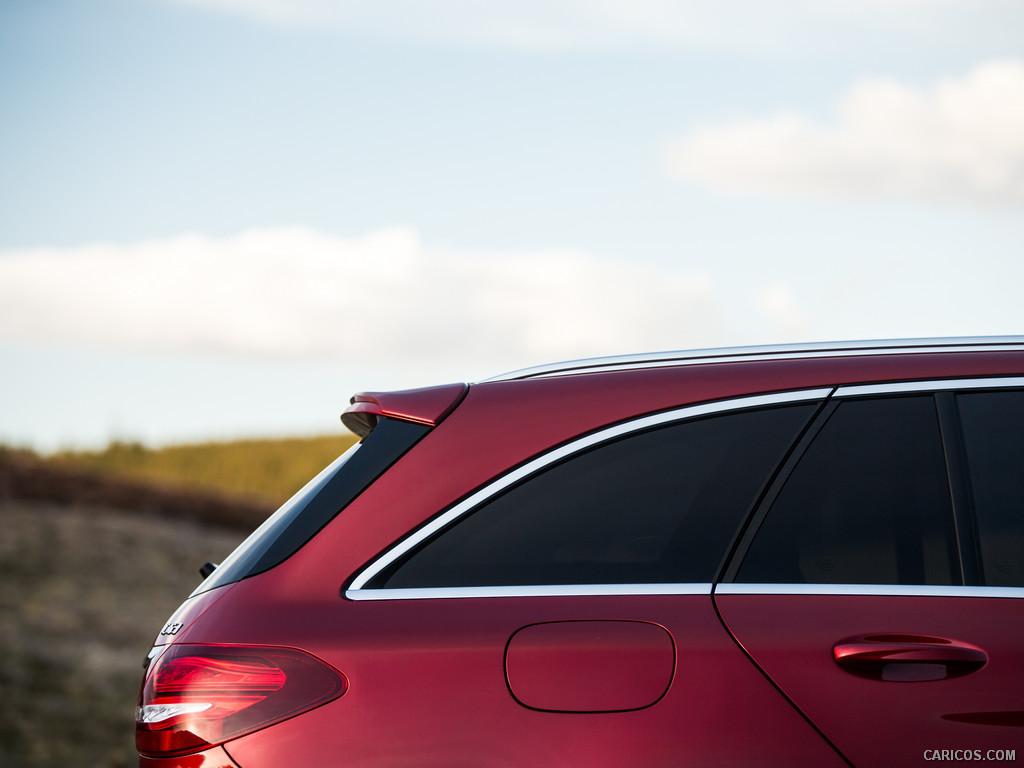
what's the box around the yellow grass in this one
[49,433,359,507]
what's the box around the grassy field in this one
[0,434,359,767]
[49,433,359,507]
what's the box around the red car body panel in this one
[717,593,1024,768]
[505,620,675,712]
[294,353,1024,596]
[139,342,1024,766]
[139,745,239,768]
[210,589,846,767]
[347,383,468,426]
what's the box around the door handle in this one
[833,634,987,681]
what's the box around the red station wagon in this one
[137,338,1024,767]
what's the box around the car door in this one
[716,384,1024,768]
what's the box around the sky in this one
[2,0,1023,451]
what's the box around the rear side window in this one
[194,418,429,594]
[958,390,1024,587]
[370,404,816,589]
[737,397,958,585]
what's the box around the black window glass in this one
[737,397,957,585]
[371,404,816,589]
[958,390,1024,587]
[195,418,429,595]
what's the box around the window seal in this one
[347,583,714,601]
[836,376,1024,398]
[715,584,1024,599]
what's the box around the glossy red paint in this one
[342,383,467,437]
[270,352,1024,608]
[505,620,675,712]
[347,383,467,426]
[217,594,847,767]
[716,593,1024,768]
[833,633,988,680]
[138,342,1024,766]
[139,744,239,768]
[148,587,231,649]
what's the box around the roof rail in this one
[484,337,1024,382]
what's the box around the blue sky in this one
[2,0,1023,450]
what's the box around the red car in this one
[137,338,1024,767]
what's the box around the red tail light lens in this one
[137,644,347,756]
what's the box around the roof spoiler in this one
[341,383,468,438]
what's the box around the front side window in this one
[958,390,1024,587]
[737,396,958,585]
[368,403,817,589]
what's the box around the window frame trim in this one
[345,388,833,601]
[835,377,1024,398]
[715,583,1024,599]
[347,583,715,602]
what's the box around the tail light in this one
[136,644,347,756]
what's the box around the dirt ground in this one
[0,499,246,767]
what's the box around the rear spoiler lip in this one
[341,383,468,438]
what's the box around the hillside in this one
[0,435,358,767]
[0,498,245,767]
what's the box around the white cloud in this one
[163,0,1020,54]
[0,228,722,374]
[668,59,1024,209]
[756,282,808,339]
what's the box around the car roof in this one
[344,337,1024,436]
[484,336,1024,382]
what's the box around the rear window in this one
[369,403,816,589]
[193,418,429,594]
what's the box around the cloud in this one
[756,282,808,339]
[667,59,1024,209]
[163,0,1020,54]
[0,228,721,374]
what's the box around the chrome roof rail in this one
[483,337,1024,382]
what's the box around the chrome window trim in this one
[715,584,1024,598]
[346,583,713,601]
[485,337,1024,382]
[837,376,1024,398]
[346,387,833,598]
